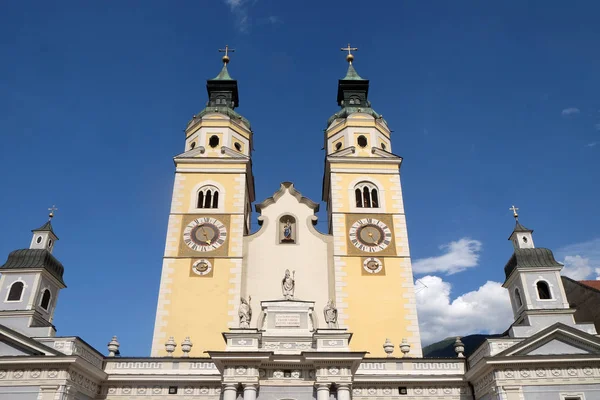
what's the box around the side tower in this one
[0,209,66,337]
[502,207,596,337]
[322,48,422,356]
[152,49,255,356]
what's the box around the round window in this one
[381,143,386,150]
[209,135,220,148]
[36,236,42,244]
[335,142,342,151]
[357,135,368,148]
[190,142,196,149]
[523,236,528,243]
[234,142,242,151]
[48,239,53,248]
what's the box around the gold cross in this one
[219,45,235,64]
[48,205,58,220]
[509,205,519,220]
[341,43,358,64]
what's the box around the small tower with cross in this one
[508,205,535,250]
[29,206,59,253]
[0,207,67,337]
[500,206,596,338]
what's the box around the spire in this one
[32,205,58,237]
[30,206,59,252]
[206,45,239,109]
[328,44,383,127]
[341,43,364,80]
[336,43,369,106]
[508,205,534,249]
[213,45,235,81]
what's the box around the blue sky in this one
[1,1,599,353]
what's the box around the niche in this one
[279,215,296,244]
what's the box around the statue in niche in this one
[281,269,295,300]
[239,295,252,328]
[280,216,296,243]
[323,299,338,328]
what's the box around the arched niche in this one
[279,215,296,244]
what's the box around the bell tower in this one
[152,47,255,356]
[322,46,422,356]
[0,208,66,338]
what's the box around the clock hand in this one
[367,230,379,244]
[200,227,211,245]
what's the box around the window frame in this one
[353,182,381,209]
[39,288,52,311]
[189,181,226,213]
[5,280,26,303]
[534,279,554,301]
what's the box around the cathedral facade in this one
[0,50,599,400]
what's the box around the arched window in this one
[197,186,220,209]
[40,289,51,311]
[536,281,552,300]
[514,288,523,308]
[7,281,24,302]
[354,182,380,208]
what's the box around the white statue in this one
[239,296,252,328]
[323,299,338,328]
[282,269,295,300]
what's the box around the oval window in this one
[357,135,368,148]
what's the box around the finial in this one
[383,338,394,357]
[181,337,193,358]
[341,43,358,64]
[454,337,465,358]
[107,335,120,357]
[165,336,177,357]
[509,205,519,221]
[399,338,411,357]
[219,44,235,65]
[48,205,58,221]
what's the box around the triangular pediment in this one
[497,323,600,357]
[0,324,59,357]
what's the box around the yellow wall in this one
[154,258,236,357]
[341,256,415,356]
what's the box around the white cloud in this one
[267,15,282,24]
[561,107,580,116]
[223,0,250,33]
[586,142,598,148]
[561,255,593,280]
[416,275,513,345]
[413,238,482,275]
[557,238,600,280]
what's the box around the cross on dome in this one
[509,205,519,220]
[341,43,358,64]
[48,205,58,221]
[218,44,235,65]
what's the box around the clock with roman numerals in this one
[349,218,392,253]
[183,217,227,252]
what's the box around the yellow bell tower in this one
[151,47,254,356]
[322,47,422,357]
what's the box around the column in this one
[337,384,351,400]
[316,383,331,400]
[243,383,258,400]
[223,383,238,400]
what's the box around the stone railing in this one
[104,359,220,376]
[37,337,104,369]
[356,359,465,377]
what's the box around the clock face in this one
[363,257,383,274]
[192,259,213,275]
[349,218,392,252]
[183,217,227,252]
